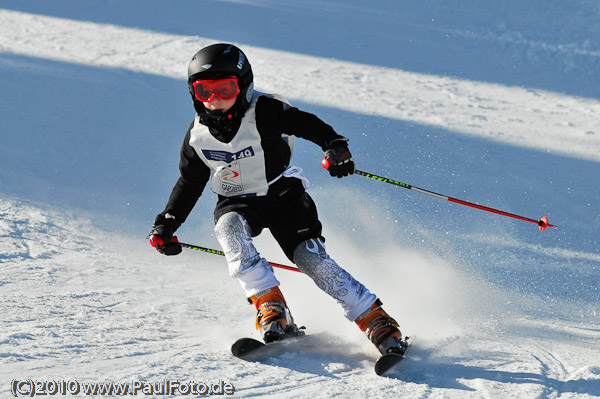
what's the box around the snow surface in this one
[1,1,599,398]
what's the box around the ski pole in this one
[320,156,557,231]
[179,242,303,273]
[352,169,557,231]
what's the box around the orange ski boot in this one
[355,299,407,355]
[248,286,302,343]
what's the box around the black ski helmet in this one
[187,43,254,116]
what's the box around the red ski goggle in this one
[192,77,240,102]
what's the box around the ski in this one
[231,332,306,359]
[232,334,414,376]
[374,335,415,376]
[231,337,266,358]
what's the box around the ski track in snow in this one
[1,9,599,162]
[2,5,600,399]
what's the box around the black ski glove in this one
[321,138,355,178]
[148,213,182,256]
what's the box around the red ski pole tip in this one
[538,216,549,231]
[321,158,330,169]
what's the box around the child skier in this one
[149,43,406,355]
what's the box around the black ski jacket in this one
[160,95,345,227]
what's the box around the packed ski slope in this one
[1,1,599,398]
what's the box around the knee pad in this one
[214,212,258,277]
[293,238,376,321]
[292,238,352,299]
[214,212,279,296]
